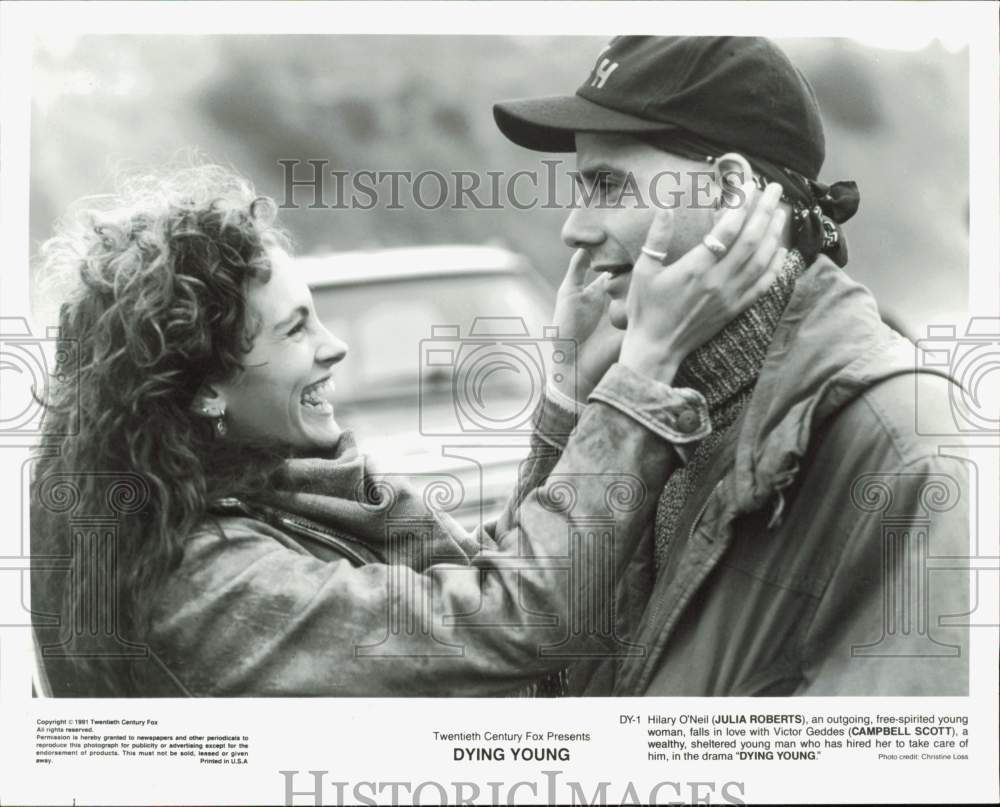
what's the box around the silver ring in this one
[701,233,728,259]
[640,245,669,264]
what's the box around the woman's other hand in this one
[550,248,624,403]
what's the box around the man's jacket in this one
[571,256,971,696]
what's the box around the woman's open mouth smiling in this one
[300,376,335,415]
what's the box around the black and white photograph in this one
[1,2,997,805]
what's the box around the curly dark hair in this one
[31,165,290,696]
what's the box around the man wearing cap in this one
[494,36,969,696]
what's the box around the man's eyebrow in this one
[273,305,309,332]
[577,162,627,182]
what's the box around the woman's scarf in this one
[241,431,481,571]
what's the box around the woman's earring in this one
[200,406,227,438]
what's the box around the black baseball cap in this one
[494,36,826,180]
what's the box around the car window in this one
[310,272,553,404]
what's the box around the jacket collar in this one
[729,256,941,516]
[213,430,479,569]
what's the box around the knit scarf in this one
[653,249,807,573]
[241,431,481,569]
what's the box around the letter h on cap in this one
[591,57,619,89]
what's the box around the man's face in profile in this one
[561,132,721,329]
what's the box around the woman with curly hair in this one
[31,164,785,696]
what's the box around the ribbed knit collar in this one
[673,249,807,416]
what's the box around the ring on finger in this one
[640,245,669,264]
[702,233,728,260]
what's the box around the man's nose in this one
[561,207,606,250]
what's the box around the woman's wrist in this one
[550,367,588,404]
[546,378,587,414]
[618,338,681,386]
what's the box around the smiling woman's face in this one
[212,247,348,450]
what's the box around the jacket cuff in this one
[587,363,711,460]
[533,387,581,449]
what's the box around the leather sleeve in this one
[149,364,692,696]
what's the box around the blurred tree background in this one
[30,35,967,333]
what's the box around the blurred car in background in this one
[296,245,559,529]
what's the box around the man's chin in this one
[608,301,628,331]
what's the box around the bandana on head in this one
[639,131,860,268]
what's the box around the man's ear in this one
[713,152,753,209]
[190,384,227,418]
